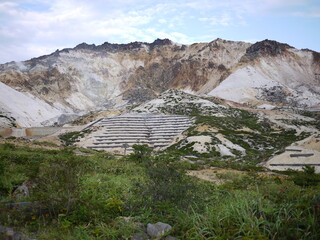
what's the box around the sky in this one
[0,0,319,64]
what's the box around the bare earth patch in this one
[187,167,244,184]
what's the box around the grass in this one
[0,143,319,239]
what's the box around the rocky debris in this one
[258,86,293,105]
[12,181,36,200]
[0,225,35,240]
[242,39,293,61]
[131,232,150,240]
[146,222,172,238]
[130,222,176,240]
[12,186,29,199]
[122,88,157,104]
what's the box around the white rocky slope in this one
[209,48,320,107]
[0,82,66,127]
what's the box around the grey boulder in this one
[146,222,172,238]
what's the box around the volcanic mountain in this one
[0,38,319,127]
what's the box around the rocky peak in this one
[74,41,144,52]
[150,38,172,47]
[73,39,172,52]
[243,39,293,61]
[75,43,97,51]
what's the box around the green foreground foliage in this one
[0,143,320,239]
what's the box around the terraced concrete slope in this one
[265,134,320,173]
[78,114,193,154]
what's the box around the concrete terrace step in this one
[95,137,175,140]
[92,140,172,145]
[99,119,192,124]
[100,133,180,137]
[99,117,192,121]
[88,143,168,149]
[101,126,189,132]
[101,114,190,119]
[100,118,192,122]
[102,125,190,128]
[99,123,192,127]
[86,114,193,153]
[101,129,187,133]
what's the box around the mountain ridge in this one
[0,38,319,127]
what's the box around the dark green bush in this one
[33,153,91,217]
[292,166,320,187]
[131,146,200,216]
[129,144,152,163]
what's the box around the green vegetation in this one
[59,129,92,146]
[135,90,308,169]
[280,118,320,131]
[1,92,318,239]
[166,109,307,169]
[0,143,319,239]
[33,141,59,147]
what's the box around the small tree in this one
[130,144,152,163]
[34,153,90,216]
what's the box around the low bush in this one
[292,166,320,187]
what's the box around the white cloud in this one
[199,13,233,26]
[0,0,157,62]
[158,19,167,24]
[0,0,318,63]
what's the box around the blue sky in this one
[0,0,319,63]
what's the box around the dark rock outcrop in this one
[74,38,172,52]
[242,39,293,61]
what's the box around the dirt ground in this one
[187,167,245,184]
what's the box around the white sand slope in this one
[0,82,63,127]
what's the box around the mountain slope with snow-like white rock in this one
[0,38,319,127]
[208,47,320,107]
[208,42,320,107]
[0,82,69,127]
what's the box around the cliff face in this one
[0,38,319,127]
[209,41,320,107]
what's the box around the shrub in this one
[129,144,152,163]
[133,149,199,216]
[292,166,320,187]
[34,154,91,216]
[59,129,92,146]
